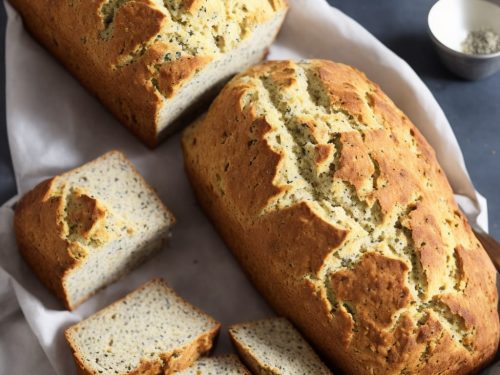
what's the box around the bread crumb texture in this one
[65,279,220,375]
[14,151,174,310]
[229,318,331,374]
[177,354,250,374]
[8,0,287,146]
[182,60,500,374]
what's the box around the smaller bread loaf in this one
[14,150,174,310]
[229,318,332,375]
[65,278,220,375]
[177,355,250,374]
[8,0,288,147]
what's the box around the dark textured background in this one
[0,1,499,239]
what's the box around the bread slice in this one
[14,150,175,310]
[65,279,220,375]
[8,0,288,147]
[229,318,332,375]
[177,355,250,375]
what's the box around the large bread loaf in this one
[8,0,288,147]
[182,60,499,374]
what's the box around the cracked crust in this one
[15,178,80,308]
[8,0,288,147]
[182,60,500,374]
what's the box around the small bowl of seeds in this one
[428,0,500,80]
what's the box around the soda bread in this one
[229,318,332,374]
[177,355,250,374]
[14,151,174,310]
[65,279,220,375]
[8,0,288,147]
[182,60,500,374]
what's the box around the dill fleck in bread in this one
[229,318,332,375]
[177,355,250,374]
[65,279,220,375]
[182,60,500,374]
[14,150,174,310]
[8,0,288,147]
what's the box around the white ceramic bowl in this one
[428,0,500,80]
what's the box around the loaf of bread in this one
[65,279,220,375]
[14,150,174,310]
[229,318,332,374]
[182,60,500,374]
[177,355,250,374]
[8,0,288,147]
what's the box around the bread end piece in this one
[14,151,175,310]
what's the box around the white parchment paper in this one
[0,0,498,373]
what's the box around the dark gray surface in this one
[0,1,499,240]
[0,4,15,204]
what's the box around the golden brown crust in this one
[330,252,411,328]
[157,55,213,99]
[182,60,500,374]
[14,177,80,309]
[8,0,288,147]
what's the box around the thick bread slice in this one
[177,355,250,374]
[229,318,331,375]
[65,279,220,375]
[14,150,175,310]
[8,0,288,147]
[181,60,500,374]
